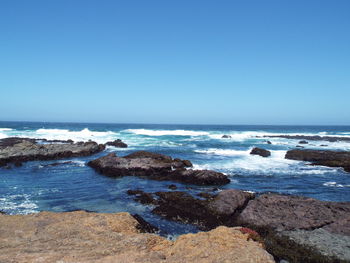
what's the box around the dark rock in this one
[236,193,350,232]
[262,134,350,143]
[0,139,105,167]
[299,140,308,144]
[14,161,22,167]
[133,189,253,230]
[222,135,232,139]
[105,139,128,148]
[0,211,5,214]
[296,145,304,148]
[88,152,229,185]
[266,141,272,144]
[126,190,157,205]
[285,149,350,172]
[197,192,215,199]
[250,147,271,157]
[320,144,328,147]
[132,214,159,233]
[168,184,177,190]
[41,161,74,167]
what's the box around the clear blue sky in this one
[0,0,349,125]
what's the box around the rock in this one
[168,184,177,190]
[266,141,272,144]
[262,134,350,142]
[88,151,229,185]
[237,193,350,232]
[0,138,105,167]
[132,189,254,230]
[250,147,271,157]
[285,149,350,172]
[0,211,275,263]
[222,135,232,138]
[298,140,308,144]
[207,189,255,217]
[236,193,350,262]
[132,214,159,233]
[320,144,328,147]
[295,145,304,148]
[105,139,128,148]
[127,190,157,205]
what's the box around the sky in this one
[0,0,349,125]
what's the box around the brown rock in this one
[88,152,229,185]
[105,139,128,148]
[0,211,274,263]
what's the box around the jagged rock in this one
[285,149,350,172]
[299,140,308,144]
[132,214,159,233]
[0,211,275,263]
[130,189,254,230]
[236,193,350,232]
[266,141,272,144]
[88,151,229,185]
[0,139,105,167]
[250,147,271,157]
[105,139,128,148]
[222,135,232,138]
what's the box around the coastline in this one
[1,129,350,262]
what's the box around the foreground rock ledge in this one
[88,151,230,185]
[0,137,105,167]
[0,211,274,263]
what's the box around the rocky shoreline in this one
[0,211,275,263]
[127,189,350,262]
[1,136,350,262]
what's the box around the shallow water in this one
[1,122,350,236]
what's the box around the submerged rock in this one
[88,151,230,185]
[298,140,308,144]
[0,211,275,263]
[222,135,232,138]
[250,147,271,157]
[285,149,350,172]
[105,139,128,148]
[0,138,105,167]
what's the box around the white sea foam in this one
[195,148,251,156]
[0,194,38,214]
[193,149,337,175]
[323,182,350,188]
[0,128,13,131]
[124,129,209,136]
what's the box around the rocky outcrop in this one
[105,139,128,148]
[88,151,230,185]
[236,193,350,262]
[128,189,254,230]
[222,135,232,138]
[285,149,350,172]
[0,211,275,263]
[0,138,105,167]
[129,189,350,262]
[262,134,350,142]
[250,147,271,157]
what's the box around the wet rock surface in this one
[0,211,275,263]
[285,149,350,172]
[129,190,350,262]
[88,151,230,185]
[105,139,128,148]
[0,138,105,167]
[250,147,271,157]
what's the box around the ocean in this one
[1,121,350,236]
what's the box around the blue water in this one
[1,121,350,236]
